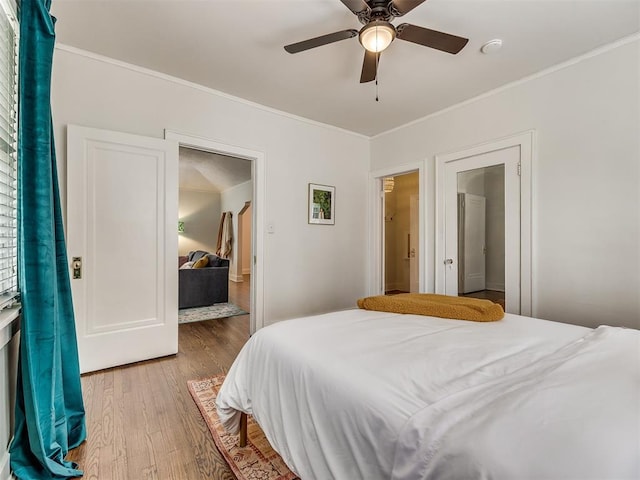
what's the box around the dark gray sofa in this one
[179,250,229,309]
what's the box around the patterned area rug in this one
[188,374,298,480]
[178,303,248,324]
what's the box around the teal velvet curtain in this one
[9,1,87,478]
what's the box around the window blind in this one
[0,0,17,311]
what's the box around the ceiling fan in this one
[284,0,469,83]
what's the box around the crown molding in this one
[373,32,640,139]
[54,43,370,140]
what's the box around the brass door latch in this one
[72,257,82,279]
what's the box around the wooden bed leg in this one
[239,412,248,447]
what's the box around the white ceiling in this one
[51,0,639,137]
[179,147,251,193]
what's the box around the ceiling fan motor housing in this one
[357,0,398,24]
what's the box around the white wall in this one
[457,169,485,196]
[178,189,221,256]
[52,46,370,326]
[371,38,640,329]
[220,180,252,283]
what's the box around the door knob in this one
[72,257,82,279]
[444,258,453,265]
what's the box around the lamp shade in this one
[359,21,396,53]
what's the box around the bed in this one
[216,307,640,479]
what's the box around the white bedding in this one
[216,309,640,480]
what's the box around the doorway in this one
[384,171,420,294]
[436,131,533,316]
[177,146,252,320]
[167,131,265,334]
[369,164,424,296]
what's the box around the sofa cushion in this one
[193,256,209,269]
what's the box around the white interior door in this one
[459,193,486,293]
[67,125,178,373]
[444,146,521,313]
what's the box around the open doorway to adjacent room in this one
[383,171,420,295]
[177,146,253,325]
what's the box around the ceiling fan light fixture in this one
[359,21,396,53]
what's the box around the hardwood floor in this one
[461,289,505,308]
[68,277,251,479]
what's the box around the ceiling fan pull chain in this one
[375,25,379,102]
[375,36,379,102]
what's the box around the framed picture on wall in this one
[308,183,335,225]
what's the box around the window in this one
[0,0,17,311]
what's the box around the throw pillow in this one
[192,256,209,269]
[179,261,194,270]
[178,255,189,268]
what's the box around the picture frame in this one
[308,183,335,225]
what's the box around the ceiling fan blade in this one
[339,0,370,16]
[360,50,380,83]
[284,29,359,54]
[396,23,468,54]
[390,0,428,16]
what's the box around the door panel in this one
[67,125,178,373]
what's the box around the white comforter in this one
[216,309,640,480]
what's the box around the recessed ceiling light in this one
[481,39,503,54]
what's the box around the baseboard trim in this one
[486,283,505,292]
[242,268,250,275]
[229,273,244,283]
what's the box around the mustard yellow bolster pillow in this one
[192,256,209,269]
[357,293,504,322]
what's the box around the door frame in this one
[368,163,425,295]
[435,131,534,316]
[165,130,265,334]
